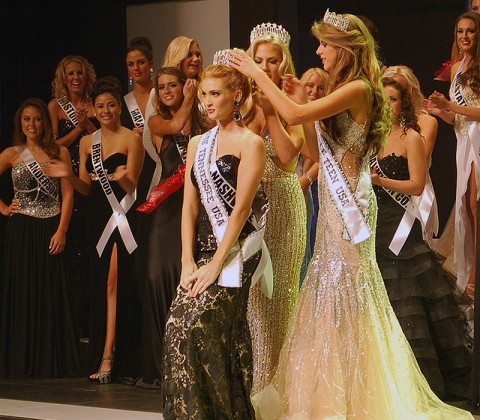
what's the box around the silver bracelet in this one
[304,172,314,185]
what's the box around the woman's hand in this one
[370,171,382,186]
[229,49,263,80]
[1,199,20,216]
[49,230,66,255]
[186,260,222,298]
[180,260,198,291]
[113,165,128,182]
[282,74,308,105]
[76,107,89,130]
[427,91,451,110]
[183,78,198,100]
[253,88,275,114]
[43,160,73,179]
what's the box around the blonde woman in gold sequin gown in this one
[230,11,474,419]
[243,24,306,394]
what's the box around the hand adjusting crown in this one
[250,22,291,46]
[323,9,349,32]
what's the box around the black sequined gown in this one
[162,155,262,419]
[0,161,81,378]
[85,153,141,380]
[135,138,183,388]
[374,154,471,398]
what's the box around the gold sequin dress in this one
[247,130,306,394]
[252,112,474,419]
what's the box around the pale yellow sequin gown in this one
[252,112,473,419]
[247,130,307,394]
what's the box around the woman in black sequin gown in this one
[48,56,98,339]
[135,67,209,388]
[372,78,471,398]
[161,63,267,419]
[46,78,144,383]
[0,98,81,378]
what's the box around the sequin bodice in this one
[12,162,60,218]
[263,134,277,158]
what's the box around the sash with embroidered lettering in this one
[124,92,145,129]
[141,88,163,198]
[193,127,273,298]
[57,96,79,127]
[15,146,59,200]
[91,130,137,256]
[316,122,370,244]
[370,155,422,255]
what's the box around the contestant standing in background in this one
[425,11,480,408]
[135,67,209,388]
[231,9,473,418]
[162,58,267,419]
[48,55,97,338]
[46,78,144,384]
[373,77,471,398]
[162,36,203,80]
[243,23,306,393]
[0,98,81,378]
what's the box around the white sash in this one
[316,122,371,244]
[173,133,189,164]
[193,127,273,298]
[57,97,79,127]
[124,92,145,129]
[15,146,59,200]
[91,130,137,256]
[142,88,163,198]
[370,155,422,255]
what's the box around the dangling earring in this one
[129,76,133,87]
[150,68,154,79]
[232,100,242,122]
[398,111,406,127]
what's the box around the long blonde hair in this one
[312,13,390,155]
[244,32,295,125]
[162,36,202,80]
[51,55,96,100]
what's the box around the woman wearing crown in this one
[230,10,474,419]
[243,22,307,395]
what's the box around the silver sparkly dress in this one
[251,112,473,419]
[0,160,81,378]
[247,130,306,394]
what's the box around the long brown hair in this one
[456,12,480,97]
[13,98,60,159]
[312,13,391,155]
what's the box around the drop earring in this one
[398,111,406,127]
[129,76,133,87]
[232,100,241,122]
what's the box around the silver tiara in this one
[250,22,290,46]
[323,9,349,32]
[213,49,233,66]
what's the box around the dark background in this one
[0,0,469,253]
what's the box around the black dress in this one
[135,137,183,388]
[85,153,141,380]
[0,161,81,378]
[162,155,261,419]
[374,154,471,398]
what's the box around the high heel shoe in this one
[89,356,113,384]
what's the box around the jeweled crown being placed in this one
[213,49,233,66]
[323,9,349,32]
[250,22,291,46]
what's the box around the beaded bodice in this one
[12,162,60,218]
[263,133,277,158]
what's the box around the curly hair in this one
[51,55,96,100]
[382,65,428,117]
[382,77,420,139]
[456,12,480,97]
[13,98,60,159]
[312,13,391,155]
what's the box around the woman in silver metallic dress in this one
[0,98,81,378]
